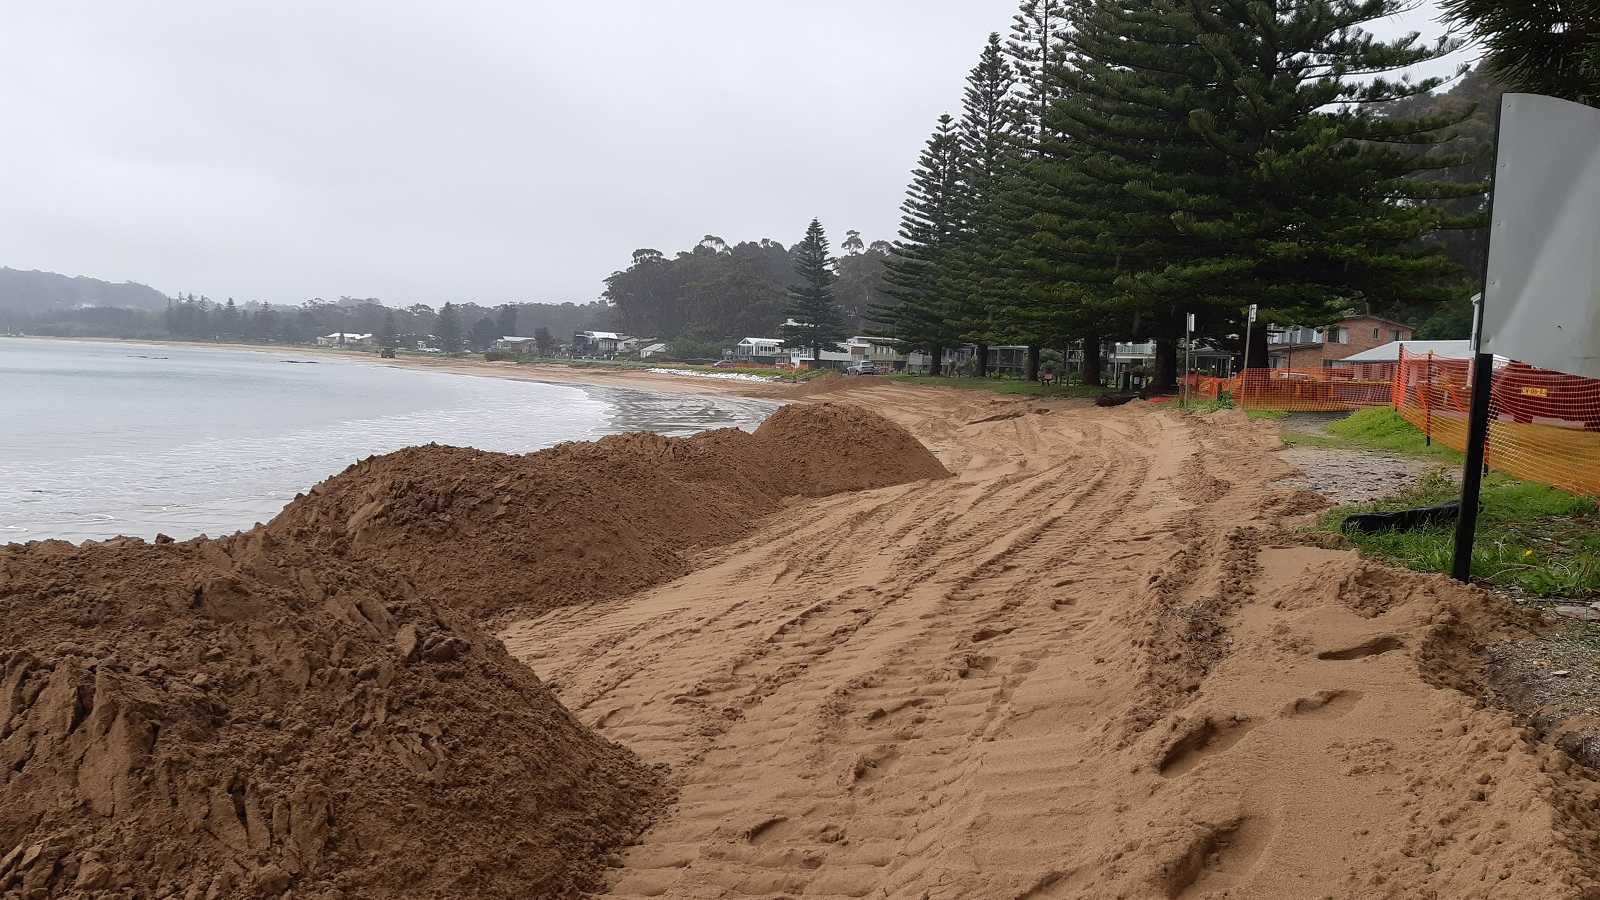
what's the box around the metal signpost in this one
[1451,93,1600,582]
[1183,312,1195,408]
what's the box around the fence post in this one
[1424,351,1434,446]
[1452,352,1496,582]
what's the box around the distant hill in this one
[0,267,169,314]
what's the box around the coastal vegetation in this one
[866,0,1493,388]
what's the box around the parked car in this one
[846,362,879,376]
[712,360,736,368]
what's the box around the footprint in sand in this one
[1158,716,1255,778]
[1281,689,1363,720]
[1316,635,1404,661]
[1164,816,1273,898]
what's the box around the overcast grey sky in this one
[0,1,1466,307]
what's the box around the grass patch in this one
[1325,407,1461,458]
[886,374,1107,398]
[1176,397,1286,420]
[1280,407,1463,461]
[1320,470,1600,598]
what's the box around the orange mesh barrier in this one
[1393,347,1600,498]
[1233,368,1393,412]
[1187,375,1232,401]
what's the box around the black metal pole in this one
[1451,351,1495,581]
[1450,95,1506,585]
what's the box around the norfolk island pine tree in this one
[1031,0,1482,389]
[779,219,850,367]
[872,114,967,376]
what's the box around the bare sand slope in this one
[501,385,1600,899]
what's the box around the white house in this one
[639,342,671,359]
[734,337,785,364]
[494,336,535,352]
[787,346,855,370]
[572,330,623,356]
[317,332,373,348]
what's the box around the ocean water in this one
[0,337,774,543]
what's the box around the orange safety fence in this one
[1392,347,1600,498]
[1185,368,1394,412]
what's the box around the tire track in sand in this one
[500,388,1600,899]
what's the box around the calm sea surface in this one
[1,337,774,543]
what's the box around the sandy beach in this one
[499,383,1599,898]
[4,376,1598,898]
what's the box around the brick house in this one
[1267,314,1413,371]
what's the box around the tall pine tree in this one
[874,115,965,376]
[780,219,849,365]
[1048,0,1480,388]
[950,33,1023,377]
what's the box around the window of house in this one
[1372,327,1380,340]
[1333,326,1348,344]
[1393,330,1404,341]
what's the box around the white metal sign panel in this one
[1481,93,1600,378]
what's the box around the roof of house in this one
[322,332,373,340]
[498,335,533,342]
[640,342,670,353]
[738,337,783,345]
[1334,339,1472,364]
[1338,313,1414,330]
[577,330,622,340]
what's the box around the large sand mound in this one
[0,533,663,898]
[268,402,948,618]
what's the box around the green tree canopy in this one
[1441,0,1600,104]
[780,219,849,363]
[874,114,966,375]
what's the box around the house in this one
[1105,340,1233,390]
[1267,315,1413,371]
[788,346,855,370]
[734,337,785,365]
[617,336,652,354]
[316,332,374,348]
[639,342,671,359]
[494,336,535,352]
[1328,339,1472,382]
[572,330,623,356]
[906,346,977,374]
[845,336,908,371]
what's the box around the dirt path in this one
[501,386,1599,899]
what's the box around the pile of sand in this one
[0,402,944,897]
[268,403,948,618]
[0,532,664,898]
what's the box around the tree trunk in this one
[1024,344,1040,381]
[1155,336,1179,393]
[1081,331,1102,386]
[929,343,942,377]
[976,344,990,378]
